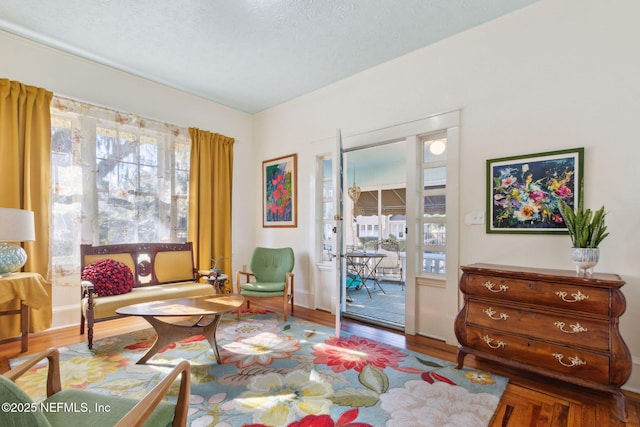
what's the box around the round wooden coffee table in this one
[116,294,244,364]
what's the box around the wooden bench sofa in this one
[80,242,215,349]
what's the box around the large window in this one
[50,97,190,279]
[421,132,447,275]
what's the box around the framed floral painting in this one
[263,153,297,227]
[486,148,584,234]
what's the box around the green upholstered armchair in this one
[0,347,190,427]
[236,247,295,320]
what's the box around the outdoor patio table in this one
[345,251,387,298]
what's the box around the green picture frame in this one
[486,147,584,234]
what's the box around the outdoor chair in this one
[374,240,405,290]
[0,347,190,427]
[236,247,295,320]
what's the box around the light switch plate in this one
[465,211,485,225]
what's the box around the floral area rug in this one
[12,310,507,426]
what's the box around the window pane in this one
[423,167,446,190]
[424,195,446,216]
[175,170,189,196]
[99,192,135,244]
[322,243,333,262]
[96,129,118,159]
[175,146,190,170]
[322,201,333,219]
[323,159,332,178]
[424,223,446,246]
[423,138,447,162]
[137,195,160,241]
[139,139,158,166]
[176,197,189,242]
[140,165,158,193]
[423,251,446,274]
[322,223,334,242]
[322,180,333,199]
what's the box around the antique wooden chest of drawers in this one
[454,263,631,420]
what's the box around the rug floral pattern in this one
[13,310,507,426]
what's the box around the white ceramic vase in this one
[570,247,599,276]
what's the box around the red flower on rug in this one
[124,335,176,352]
[124,334,205,352]
[312,335,407,373]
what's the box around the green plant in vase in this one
[558,196,609,275]
[210,256,225,273]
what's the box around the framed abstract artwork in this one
[486,147,584,234]
[263,153,297,228]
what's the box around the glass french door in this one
[333,130,345,336]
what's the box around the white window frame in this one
[317,154,334,264]
[419,132,448,279]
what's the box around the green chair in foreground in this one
[0,347,190,427]
[236,247,295,320]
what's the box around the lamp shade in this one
[0,208,35,275]
[0,208,35,242]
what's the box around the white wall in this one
[253,0,640,391]
[0,30,256,328]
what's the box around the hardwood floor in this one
[1,301,638,426]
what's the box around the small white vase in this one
[570,247,599,276]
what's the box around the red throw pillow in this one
[82,259,134,297]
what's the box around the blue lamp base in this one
[0,242,27,275]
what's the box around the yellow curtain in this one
[188,128,234,284]
[0,78,53,335]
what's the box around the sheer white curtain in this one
[49,96,190,287]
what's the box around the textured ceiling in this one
[0,0,538,113]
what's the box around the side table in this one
[0,272,49,352]
[204,273,229,294]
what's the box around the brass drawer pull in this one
[481,335,506,349]
[483,281,509,293]
[483,307,509,321]
[555,290,589,303]
[554,321,588,334]
[553,353,587,367]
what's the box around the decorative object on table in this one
[11,311,508,427]
[486,148,584,234]
[558,195,608,275]
[263,153,297,227]
[207,256,228,292]
[0,208,35,276]
[210,255,225,275]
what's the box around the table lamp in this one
[0,208,35,276]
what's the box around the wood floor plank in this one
[1,300,638,426]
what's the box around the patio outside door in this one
[342,141,406,330]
